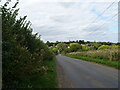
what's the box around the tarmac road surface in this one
[56,55,119,88]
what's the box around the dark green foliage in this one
[45,40,116,48]
[2,2,54,88]
[69,43,82,52]
[51,48,58,55]
[57,42,67,53]
[90,42,102,50]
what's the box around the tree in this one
[52,48,58,55]
[81,45,89,51]
[56,42,67,53]
[78,40,85,44]
[111,45,119,49]
[91,42,102,50]
[98,45,110,50]
[69,43,82,52]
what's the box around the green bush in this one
[69,43,82,52]
[90,42,102,50]
[81,45,89,51]
[56,42,67,53]
[111,45,119,49]
[52,48,58,55]
[2,2,53,88]
[98,45,110,50]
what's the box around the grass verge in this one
[65,54,119,69]
[29,57,58,88]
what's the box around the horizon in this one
[44,39,118,43]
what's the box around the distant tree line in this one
[46,40,119,55]
[46,40,119,47]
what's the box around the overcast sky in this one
[1,0,119,42]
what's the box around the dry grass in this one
[69,49,119,61]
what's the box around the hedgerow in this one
[2,1,53,88]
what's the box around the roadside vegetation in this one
[68,49,118,61]
[2,1,58,88]
[47,41,119,69]
[66,54,119,69]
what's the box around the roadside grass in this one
[10,58,58,88]
[65,54,119,69]
[29,57,58,88]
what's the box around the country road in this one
[56,55,119,88]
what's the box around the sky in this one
[1,0,119,43]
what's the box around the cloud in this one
[1,0,118,42]
[58,2,76,8]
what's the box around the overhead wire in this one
[88,12,119,35]
[84,0,117,30]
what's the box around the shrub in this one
[98,45,110,50]
[52,48,58,55]
[2,2,53,88]
[90,42,102,50]
[111,45,119,49]
[81,45,89,51]
[56,42,67,53]
[69,43,82,52]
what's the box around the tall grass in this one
[29,57,58,88]
[66,49,119,69]
[68,49,118,61]
[66,54,119,69]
